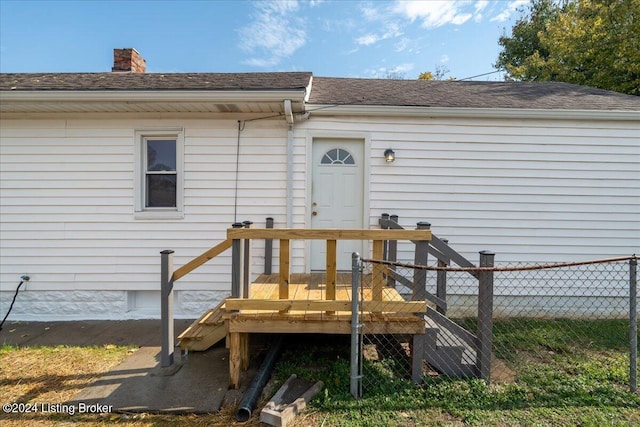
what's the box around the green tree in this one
[418,65,454,80]
[496,0,640,95]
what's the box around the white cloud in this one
[355,21,403,46]
[395,37,411,52]
[361,5,382,21]
[394,0,473,28]
[440,54,450,63]
[365,63,414,78]
[390,63,414,73]
[238,0,306,67]
[475,0,489,13]
[491,0,529,22]
[474,0,489,22]
[356,34,380,46]
[354,4,403,46]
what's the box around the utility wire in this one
[0,277,27,331]
[458,70,505,81]
[233,120,244,224]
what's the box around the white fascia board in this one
[0,89,308,103]
[306,104,640,121]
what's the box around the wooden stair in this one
[178,299,227,351]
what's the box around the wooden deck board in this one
[225,274,422,334]
[180,272,427,388]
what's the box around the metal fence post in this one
[350,252,361,399]
[264,217,274,275]
[243,221,253,298]
[160,249,175,367]
[630,256,638,393]
[231,222,244,298]
[477,250,495,382]
[413,222,430,301]
[436,238,449,315]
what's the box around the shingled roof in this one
[0,72,313,91]
[1,71,639,111]
[308,77,640,111]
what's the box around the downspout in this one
[284,100,294,228]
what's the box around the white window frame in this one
[134,128,184,219]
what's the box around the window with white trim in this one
[135,129,184,219]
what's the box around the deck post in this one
[279,239,290,300]
[372,240,384,302]
[350,252,362,399]
[477,250,495,382]
[380,213,390,261]
[387,214,398,288]
[326,239,337,304]
[630,256,637,393]
[436,238,449,315]
[229,332,241,389]
[231,222,244,298]
[160,249,175,367]
[240,333,250,371]
[411,333,425,385]
[413,222,430,301]
[243,221,253,298]
[264,217,274,275]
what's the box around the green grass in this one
[273,320,640,426]
[2,319,637,426]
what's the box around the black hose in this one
[236,335,284,422]
[0,280,24,331]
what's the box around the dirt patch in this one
[490,355,516,384]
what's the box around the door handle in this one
[312,211,318,216]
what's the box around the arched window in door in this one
[320,148,355,165]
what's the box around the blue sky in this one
[0,0,529,80]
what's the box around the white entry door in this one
[310,139,364,270]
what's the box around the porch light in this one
[384,148,395,163]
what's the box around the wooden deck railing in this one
[227,228,432,304]
[160,222,432,368]
[171,239,233,282]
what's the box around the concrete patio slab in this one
[69,345,228,414]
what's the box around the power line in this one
[458,70,505,81]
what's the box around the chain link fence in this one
[350,254,638,399]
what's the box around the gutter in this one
[306,104,640,121]
[0,89,308,104]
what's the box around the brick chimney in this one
[112,48,146,73]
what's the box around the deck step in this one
[423,322,477,377]
[178,300,227,351]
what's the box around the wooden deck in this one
[226,273,425,333]
[223,273,426,388]
[169,227,435,388]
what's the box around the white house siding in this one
[2,112,638,321]
[295,114,639,317]
[0,117,291,320]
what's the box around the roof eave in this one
[306,104,640,121]
[0,89,308,103]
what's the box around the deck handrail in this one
[228,226,432,305]
[172,238,233,282]
[227,228,431,241]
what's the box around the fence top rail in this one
[227,228,432,241]
[363,255,636,273]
